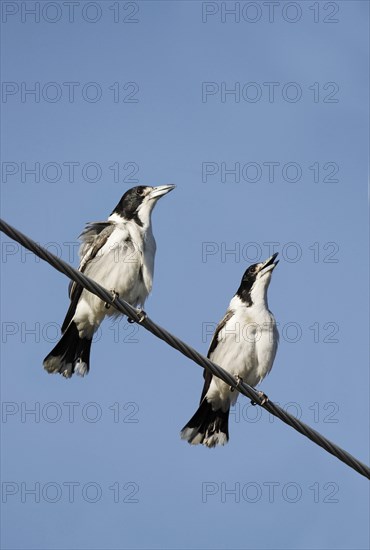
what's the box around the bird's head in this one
[111,185,175,227]
[237,253,279,306]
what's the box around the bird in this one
[181,253,279,447]
[43,184,175,378]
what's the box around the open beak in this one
[259,252,279,277]
[149,185,176,200]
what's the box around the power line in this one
[1,217,369,480]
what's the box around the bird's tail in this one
[43,321,92,378]
[180,398,230,448]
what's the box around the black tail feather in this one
[180,399,230,448]
[43,322,92,378]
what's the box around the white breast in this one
[206,297,278,410]
[73,220,156,337]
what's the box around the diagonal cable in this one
[1,217,369,480]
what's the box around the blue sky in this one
[1,1,369,549]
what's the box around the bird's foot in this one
[251,391,269,406]
[230,374,243,392]
[105,290,119,309]
[128,309,147,324]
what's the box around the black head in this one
[112,186,147,223]
[111,185,175,226]
[236,253,279,306]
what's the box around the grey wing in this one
[68,222,115,299]
[78,222,115,265]
[199,309,234,403]
[62,222,115,332]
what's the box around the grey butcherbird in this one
[181,253,279,447]
[43,184,175,378]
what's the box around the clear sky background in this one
[1,1,369,549]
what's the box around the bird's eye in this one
[136,187,144,196]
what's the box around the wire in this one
[1,217,369,480]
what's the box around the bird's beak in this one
[259,252,279,276]
[148,185,176,200]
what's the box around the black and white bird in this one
[43,185,175,378]
[181,253,279,447]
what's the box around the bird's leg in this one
[230,374,243,392]
[136,310,147,323]
[105,290,119,309]
[251,391,269,406]
[128,309,147,324]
